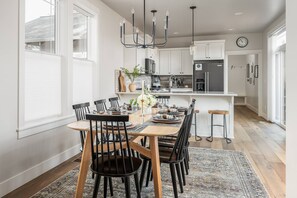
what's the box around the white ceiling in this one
[101,0,285,38]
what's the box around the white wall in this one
[228,54,259,112]
[157,33,263,51]
[245,54,259,111]
[228,55,247,96]
[286,0,297,197]
[0,0,125,196]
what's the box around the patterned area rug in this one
[31,148,269,198]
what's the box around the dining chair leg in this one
[103,177,108,198]
[109,177,113,196]
[175,163,184,193]
[170,163,178,198]
[146,161,152,187]
[183,159,189,175]
[134,173,141,198]
[150,167,153,181]
[140,159,148,189]
[124,177,131,198]
[92,175,101,198]
[180,161,186,185]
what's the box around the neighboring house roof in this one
[25,14,87,43]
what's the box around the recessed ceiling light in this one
[228,28,234,31]
[234,12,243,16]
[173,32,179,35]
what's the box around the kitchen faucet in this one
[169,75,177,92]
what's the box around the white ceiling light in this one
[234,12,243,16]
[173,32,179,35]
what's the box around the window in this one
[18,1,98,138]
[73,6,89,59]
[25,0,57,54]
[270,28,286,128]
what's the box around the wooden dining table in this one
[67,109,182,198]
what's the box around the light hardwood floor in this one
[4,106,286,198]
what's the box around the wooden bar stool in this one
[206,110,232,144]
[193,109,202,141]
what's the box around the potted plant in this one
[121,65,141,92]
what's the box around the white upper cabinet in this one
[193,40,225,60]
[193,44,208,60]
[158,48,193,75]
[170,50,182,75]
[181,49,193,75]
[159,50,170,75]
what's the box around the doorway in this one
[225,50,263,117]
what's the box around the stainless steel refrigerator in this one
[193,60,224,92]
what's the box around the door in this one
[170,50,182,75]
[181,49,193,75]
[207,62,224,91]
[193,44,208,60]
[208,43,225,59]
[159,50,170,75]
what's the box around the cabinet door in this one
[154,49,160,75]
[159,50,170,75]
[193,44,208,60]
[137,48,146,73]
[181,49,193,75]
[208,42,225,59]
[170,50,182,75]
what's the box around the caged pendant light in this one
[189,6,197,55]
[120,0,169,49]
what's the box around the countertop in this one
[116,91,237,97]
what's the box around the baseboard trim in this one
[0,144,81,197]
[246,103,258,114]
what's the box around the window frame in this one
[72,5,93,60]
[24,0,59,55]
[18,0,99,139]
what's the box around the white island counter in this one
[116,91,237,139]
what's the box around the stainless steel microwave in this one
[145,58,155,74]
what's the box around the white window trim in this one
[267,23,286,122]
[17,0,99,138]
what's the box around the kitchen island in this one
[116,91,237,139]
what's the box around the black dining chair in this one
[86,114,142,198]
[108,97,120,109]
[158,99,196,176]
[94,99,107,112]
[139,106,193,198]
[72,102,91,150]
[72,102,114,193]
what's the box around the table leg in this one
[149,136,162,198]
[75,131,93,198]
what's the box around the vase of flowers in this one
[137,81,157,116]
[121,65,141,92]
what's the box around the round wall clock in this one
[236,36,248,48]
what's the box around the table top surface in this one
[67,109,182,137]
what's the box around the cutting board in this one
[118,71,126,92]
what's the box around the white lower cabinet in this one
[158,48,193,75]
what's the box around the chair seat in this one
[194,109,200,113]
[91,155,142,177]
[208,110,229,115]
[140,148,180,163]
